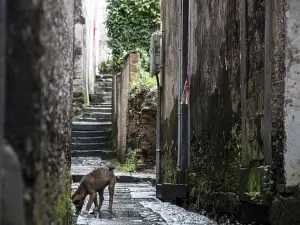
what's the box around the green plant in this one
[99,59,114,73]
[116,150,137,172]
[106,0,160,71]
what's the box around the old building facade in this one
[160,0,300,224]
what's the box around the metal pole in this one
[181,0,189,172]
[177,0,182,170]
[0,1,6,220]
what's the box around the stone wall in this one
[161,0,300,224]
[127,84,157,168]
[115,53,140,161]
[5,0,74,224]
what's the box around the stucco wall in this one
[5,0,74,224]
[283,0,300,187]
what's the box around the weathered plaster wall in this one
[160,0,180,184]
[96,0,112,67]
[188,0,240,215]
[283,0,300,187]
[116,53,140,161]
[74,0,85,94]
[161,0,300,223]
[74,0,109,99]
[6,0,74,224]
[270,1,300,225]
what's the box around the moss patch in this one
[55,170,76,225]
[116,151,137,172]
[188,123,241,211]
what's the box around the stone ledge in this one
[71,165,156,184]
[72,173,156,185]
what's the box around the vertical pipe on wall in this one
[181,0,189,172]
[156,0,166,185]
[177,0,182,169]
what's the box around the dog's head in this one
[71,191,85,215]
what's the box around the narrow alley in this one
[71,73,215,225]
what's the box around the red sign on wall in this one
[181,75,189,105]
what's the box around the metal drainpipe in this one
[156,0,166,185]
[181,0,189,176]
[155,73,161,184]
[177,0,182,170]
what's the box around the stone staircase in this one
[71,74,116,159]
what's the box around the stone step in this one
[72,136,110,143]
[71,168,156,184]
[75,117,111,123]
[103,96,112,101]
[87,104,112,109]
[72,121,112,131]
[72,130,112,137]
[84,111,112,116]
[86,112,112,119]
[99,92,112,97]
[85,107,112,114]
[99,73,113,78]
[71,150,117,159]
[92,104,112,108]
[98,86,112,91]
[72,142,113,150]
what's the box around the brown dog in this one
[72,162,116,215]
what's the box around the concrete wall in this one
[5,0,74,224]
[161,0,300,224]
[283,0,300,187]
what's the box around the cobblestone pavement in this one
[72,182,216,225]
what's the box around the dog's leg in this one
[84,191,96,213]
[93,193,98,208]
[91,193,99,215]
[98,189,104,211]
[108,178,116,213]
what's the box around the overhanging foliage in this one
[106,0,160,71]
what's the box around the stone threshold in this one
[71,166,156,185]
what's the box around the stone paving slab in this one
[72,182,216,225]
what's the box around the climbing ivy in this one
[106,0,160,71]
